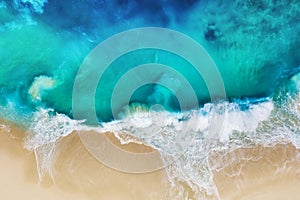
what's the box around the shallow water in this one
[1,121,300,200]
[0,0,300,199]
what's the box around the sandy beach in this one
[1,120,300,200]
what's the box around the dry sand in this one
[1,120,300,200]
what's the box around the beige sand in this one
[214,145,300,200]
[1,120,300,200]
[0,120,169,200]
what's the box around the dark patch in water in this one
[33,0,200,31]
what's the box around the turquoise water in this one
[1,0,300,199]
[1,0,299,122]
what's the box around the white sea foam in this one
[28,75,61,102]
[23,96,300,198]
[0,124,11,133]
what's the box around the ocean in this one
[0,0,300,199]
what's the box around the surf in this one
[0,0,299,199]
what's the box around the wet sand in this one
[0,120,169,200]
[213,145,300,200]
[1,120,300,200]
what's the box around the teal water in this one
[0,0,299,122]
[1,1,300,199]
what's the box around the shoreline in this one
[1,120,300,199]
[0,120,170,200]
